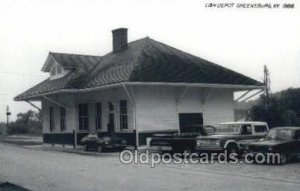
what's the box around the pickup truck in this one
[196,121,269,156]
[150,125,216,154]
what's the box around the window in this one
[50,67,56,76]
[78,104,89,130]
[95,103,102,130]
[60,107,66,131]
[241,124,252,135]
[254,125,268,133]
[49,106,54,132]
[120,100,128,130]
[50,63,66,79]
[109,102,114,112]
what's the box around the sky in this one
[0,0,300,122]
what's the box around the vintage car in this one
[195,121,269,156]
[150,125,216,153]
[247,127,300,164]
[81,133,127,152]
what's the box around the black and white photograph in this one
[0,0,300,190]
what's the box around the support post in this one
[240,89,264,102]
[122,84,138,149]
[26,101,41,111]
[235,90,251,102]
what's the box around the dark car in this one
[248,127,300,164]
[150,125,216,153]
[81,133,127,152]
[195,122,269,156]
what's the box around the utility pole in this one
[5,105,11,136]
[263,65,271,107]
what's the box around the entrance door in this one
[179,113,203,133]
[108,113,115,134]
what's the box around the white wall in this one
[202,88,234,127]
[133,86,234,132]
[133,86,179,132]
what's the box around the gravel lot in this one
[0,143,300,191]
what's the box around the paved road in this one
[0,143,300,191]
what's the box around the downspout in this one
[122,84,138,149]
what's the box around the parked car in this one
[150,124,216,154]
[247,127,300,164]
[195,121,269,156]
[81,133,127,152]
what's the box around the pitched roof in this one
[42,52,101,72]
[15,37,263,101]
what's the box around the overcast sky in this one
[0,0,299,122]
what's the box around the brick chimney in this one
[112,28,128,53]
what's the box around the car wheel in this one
[279,153,288,165]
[183,147,192,156]
[226,145,240,160]
[97,145,103,153]
[84,145,89,151]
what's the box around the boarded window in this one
[49,106,54,132]
[120,100,128,130]
[95,103,102,130]
[60,107,66,131]
[78,104,89,130]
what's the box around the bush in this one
[8,110,42,135]
[250,88,300,128]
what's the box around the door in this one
[108,113,115,134]
[292,130,300,157]
[179,113,203,133]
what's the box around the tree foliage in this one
[250,88,300,128]
[8,110,42,134]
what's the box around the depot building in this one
[15,28,264,147]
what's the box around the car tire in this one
[226,145,240,160]
[85,145,89,151]
[279,153,288,165]
[183,147,193,158]
[97,145,103,153]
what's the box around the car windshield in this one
[215,124,240,134]
[266,129,295,140]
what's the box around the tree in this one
[250,88,300,128]
[8,110,42,134]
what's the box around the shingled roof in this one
[15,37,263,101]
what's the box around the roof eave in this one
[14,82,265,101]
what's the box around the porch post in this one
[122,84,138,149]
[72,96,78,149]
